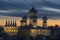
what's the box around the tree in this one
[46,36,51,40]
[34,35,43,40]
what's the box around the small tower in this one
[42,16,48,28]
[21,15,27,26]
[10,19,13,26]
[5,20,8,27]
[8,20,10,27]
[15,20,17,27]
[20,20,26,27]
[12,20,14,27]
[22,15,27,21]
[13,19,16,27]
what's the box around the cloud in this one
[0,10,11,13]
[0,0,60,19]
[0,15,22,19]
[1,0,43,4]
[0,10,17,13]
[0,9,29,13]
[20,10,29,13]
[41,7,60,13]
[2,0,60,5]
[46,0,60,4]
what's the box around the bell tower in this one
[28,5,38,25]
[42,16,48,28]
[21,15,27,26]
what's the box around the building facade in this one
[3,5,51,38]
[4,19,18,36]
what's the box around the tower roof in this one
[42,16,48,20]
[22,15,27,20]
[21,20,26,23]
[5,20,7,26]
[29,5,37,13]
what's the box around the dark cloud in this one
[0,0,60,19]
[43,1,60,9]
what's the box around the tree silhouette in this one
[34,35,43,40]
[46,36,51,40]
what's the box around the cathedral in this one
[4,5,51,37]
[18,5,51,38]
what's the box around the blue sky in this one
[0,0,60,19]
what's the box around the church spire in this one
[13,19,15,27]
[32,4,35,9]
[8,20,10,26]
[29,4,38,17]
[15,20,17,27]
[5,19,7,27]
[10,19,13,26]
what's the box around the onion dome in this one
[22,15,27,20]
[42,16,48,20]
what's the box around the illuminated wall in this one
[31,29,51,37]
[4,27,18,33]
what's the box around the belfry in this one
[42,16,48,28]
[28,5,38,25]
